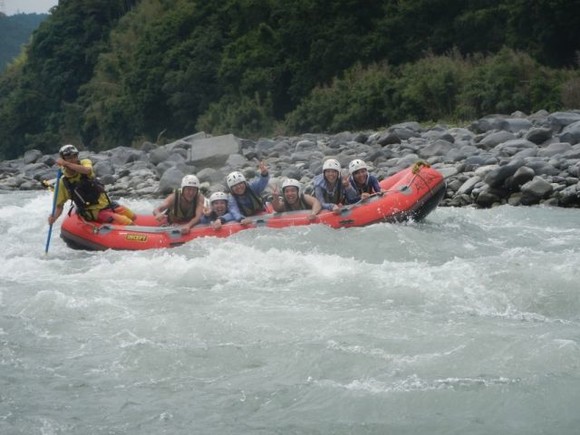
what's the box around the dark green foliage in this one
[503,0,580,67]
[81,0,227,149]
[0,0,579,158]
[395,52,467,121]
[457,48,565,117]
[0,0,137,158]
[284,48,579,133]
[0,13,46,71]
[285,63,397,133]
[196,92,275,138]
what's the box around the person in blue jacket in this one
[200,191,235,229]
[313,158,357,211]
[226,161,270,224]
[348,159,384,202]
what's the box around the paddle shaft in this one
[45,169,62,254]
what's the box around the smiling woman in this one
[5,0,58,15]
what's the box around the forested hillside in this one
[0,13,46,70]
[0,0,579,159]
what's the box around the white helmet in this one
[348,159,368,174]
[226,171,246,188]
[282,178,301,193]
[59,144,79,157]
[322,158,341,172]
[181,175,200,188]
[209,191,228,203]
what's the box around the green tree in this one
[1,0,579,156]
[0,13,47,71]
[82,0,228,148]
[503,0,580,67]
[457,48,564,117]
[0,0,136,157]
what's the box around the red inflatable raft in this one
[60,163,446,251]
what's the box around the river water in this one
[1,191,579,434]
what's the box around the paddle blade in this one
[45,169,62,254]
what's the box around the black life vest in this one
[322,183,345,205]
[353,179,377,196]
[62,174,108,220]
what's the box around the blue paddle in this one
[45,168,62,254]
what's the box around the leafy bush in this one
[284,48,580,134]
[457,48,564,117]
[1,0,580,156]
[394,51,468,121]
[561,77,580,109]
[285,63,397,133]
[196,93,275,138]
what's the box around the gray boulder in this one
[479,131,516,149]
[197,168,225,184]
[493,139,537,157]
[23,149,43,164]
[500,118,533,133]
[294,139,317,151]
[475,187,503,207]
[537,142,572,158]
[93,160,115,177]
[189,134,240,167]
[376,131,401,146]
[23,162,50,179]
[255,138,276,154]
[558,120,580,145]
[483,160,525,188]
[562,144,580,159]
[470,115,507,133]
[149,147,170,165]
[423,129,455,143]
[417,139,454,159]
[456,176,481,195]
[525,127,553,144]
[507,166,535,190]
[547,111,580,131]
[109,146,146,165]
[448,127,475,141]
[523,160,560,176]
[158,167,185,194]
[568,162,580,177]
[389,126,421,141]
[520,176,554,204]
[225,153,248,169]
[557,183,580,206]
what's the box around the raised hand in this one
[258,160,268,175]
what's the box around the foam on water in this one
[1,191,579,434]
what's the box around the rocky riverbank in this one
[1,110,580,208]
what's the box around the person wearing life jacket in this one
[200,191,235,229]
[153,174,205,234]
[348,159,384,201]
[227,160,270,225]
[313,158,357,211]
[47,144,136,226]
[271,178,321,220]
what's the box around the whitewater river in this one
[1,191,579,434]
